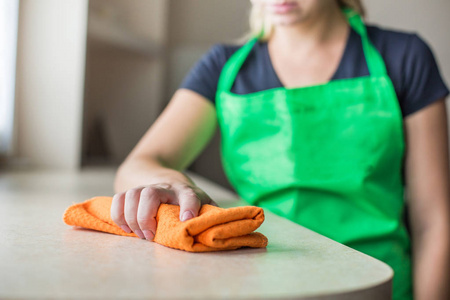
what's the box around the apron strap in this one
[217,8,388,93]
[342,8,388,77]
[217,37,258,93]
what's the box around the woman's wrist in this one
[114,156,195,193]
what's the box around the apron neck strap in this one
[218,37,258,93]
[218,8,388,93]
[342,8,387,77]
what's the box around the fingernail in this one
[181,211,194,222]
[120,225,131,234]
[134,229,145,239]
[143,230,155,241]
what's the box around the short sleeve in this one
[399,34,449,116]
[179,44,230,104]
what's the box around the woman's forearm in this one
[114,156,195,194]
[413,219,450,300]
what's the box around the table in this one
[0,168,393,299]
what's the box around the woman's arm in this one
[112,89,218,240]
[114,89,217,191]
[404,98,450,300]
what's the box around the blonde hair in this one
[249,0,366,41]
[337,0,365,17]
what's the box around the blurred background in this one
[1,0,449,189]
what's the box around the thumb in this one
[177,188,201,222]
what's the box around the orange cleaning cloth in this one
[63,196,268,252]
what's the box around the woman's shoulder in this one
[366,24,433,64]
[367,24,418,42]
[202,43,242,67]
[178,42,245,103]
[366,24,449,116]
[179,41,268,103]
[203,40,266,68]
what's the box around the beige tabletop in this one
[0,167,393,299]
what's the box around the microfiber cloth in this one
[63,196,268,252]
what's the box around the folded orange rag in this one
[63,196,268,252]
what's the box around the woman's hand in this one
[111,183,218,241]
[112,89,219,241]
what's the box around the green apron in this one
[215,9,412,300]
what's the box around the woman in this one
[111,1,450,299]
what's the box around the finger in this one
[111,192,131,233]
[124,188,145,239]
[177,187,202,222]
[137,187,175,241]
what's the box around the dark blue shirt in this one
[180,25,449,117]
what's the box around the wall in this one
[14,0,88,169]
[82,0,169,165]
[0,0,19,157]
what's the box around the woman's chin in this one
[270,15,303,27]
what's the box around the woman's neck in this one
[269,6,349,52]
